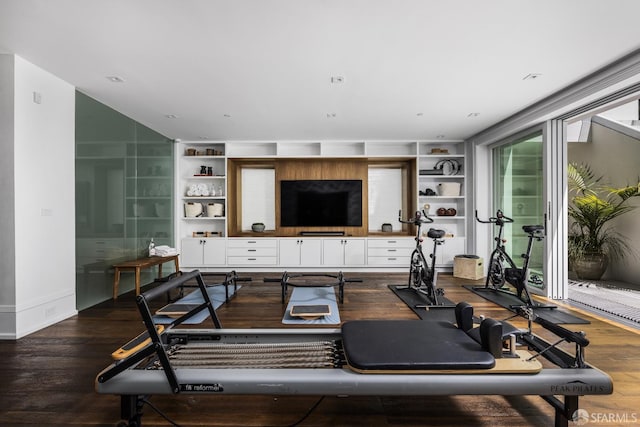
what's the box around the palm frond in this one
[567,162,599,195]
[568,162,640,263]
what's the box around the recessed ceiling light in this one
[523,73,542,80]
[467,112,480,117]
[330,76,345,84]
[165,114,177,119]
[106,76,125,83]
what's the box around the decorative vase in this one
[573,253,608,280]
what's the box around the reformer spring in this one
[164,340,342,369]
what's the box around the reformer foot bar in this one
[96,270,612,427]
[170,269,251,304]
[263,271,363,304]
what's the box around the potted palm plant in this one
[567,162,640,280]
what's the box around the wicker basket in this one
[206,203,224,217]
[184,202,203,217]
[437,182,461,196]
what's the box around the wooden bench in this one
[112,255,180,300]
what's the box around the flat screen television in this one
[280,180,362,227]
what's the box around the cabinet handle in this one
[388,258,397,261]
[247,258,256,261]
[387,249,396,252]
[247,241,257,244]
[387,240,397,244]
[248,249,256,252]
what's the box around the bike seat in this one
[426,228,446,239]
[522,225,544,234]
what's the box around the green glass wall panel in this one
[492,133,544,287]
[75,92,174,310]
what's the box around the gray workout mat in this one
[463,285,589,325]
[282,286,341,325]
[388,285,457,322]
[153,284,241,324]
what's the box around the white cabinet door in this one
[279,239,301,266]
[181,238,227,266]
[322,239,344,266]
[280,239,323,266]
[202,238,226,266]
[181,238,204,266]
[343,239,366,265]
[322,239,365,266]
[299,239,323,266]
[435,237,465,266]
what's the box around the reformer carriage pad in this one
[342,320,495,372]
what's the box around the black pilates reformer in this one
[172,269,251,304]
[263,271,363,304]
[96,270,612,427]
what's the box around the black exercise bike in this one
[397,209,446,305]
[475,209,545,306]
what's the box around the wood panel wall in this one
[227,158,414,237]
[275,159,368,237]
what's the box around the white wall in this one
[0,55,77,339]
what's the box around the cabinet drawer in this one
[227,239,277,248]
[367,256,409,266]
[227,256,277,265]
[367,238,414,249]
[227,247,277,257]
[367,247,413,258]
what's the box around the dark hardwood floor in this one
[1,272,638,427]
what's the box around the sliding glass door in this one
[492,132,545,288]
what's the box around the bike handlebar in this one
[475,209,514,224]
[398,209,434,225]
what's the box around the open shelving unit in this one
[417,142,467,265]
[177,140,467,270]
[177,142,228,267]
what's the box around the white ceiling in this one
[1,0,640,141]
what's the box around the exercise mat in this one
[388,285,457,322]
[463,285,589,325]
[282,286,341,325]
[153,285,241,325]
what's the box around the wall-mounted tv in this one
[280,180,362,227]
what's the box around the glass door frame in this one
[473,124,550,298]
[491,130,545,291]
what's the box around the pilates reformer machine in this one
[96,270,612,427]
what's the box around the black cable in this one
[286,395,325,427]
[142,398,182,427]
